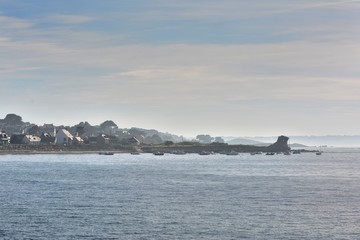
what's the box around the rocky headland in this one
[0,113,290,154]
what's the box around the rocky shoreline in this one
[0,136,291,155]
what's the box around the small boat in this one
[226,150,239,156]
[99,152,114,155]
[172,150,186,155]
[153,151,164,156]
[316,146,323,155]
[265,152,275,155]
[199,151,210,155]
[250,152,262,155]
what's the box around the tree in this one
[27,125,40,135]
[129,128,145,137]
[76,126,85,136]
[164,141,174,146]
[100,120,118,129]
[3,114,23,125]
[196,134,213,144]
[144,134,163,145]
[214,137,225,143]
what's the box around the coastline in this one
[0,136,291,155]
[0,150,129,155]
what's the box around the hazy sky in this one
[1,0,360,137]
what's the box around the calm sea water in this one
[1,150,360,239]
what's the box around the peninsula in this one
[0,113,290,154]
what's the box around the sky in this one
[1,0,360,137]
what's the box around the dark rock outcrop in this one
[266,135,290,152]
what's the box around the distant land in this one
[226,136,360,148]
[226,138,267,146]
[1,113,360,147]
[1,113,293,153]
[226,138,308,148]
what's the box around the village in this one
[0,113,185,153]
[0,114,291,154]
[0,127,144,147]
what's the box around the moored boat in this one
[99,152,114,155]
[172,150,186,155]
[226,150,239,156]
[265,152,275,155]
[153,151,164,156]
[199,151,211,155]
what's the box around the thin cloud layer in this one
[1,0,360,136]
[48,14,93,24]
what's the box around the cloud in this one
[0,65,41,74]
[125,0,360,22]
[1,1,360,135]
[0,15,33,29]
[276,24,360,42]
[85,0,360,46]
[3,39,359,103]
[48,14,93,24]
[289,0,360,11]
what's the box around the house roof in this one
[128,137,140,143]
[25,135,41,142]
[10,134,26,144]
[59,129,74,139]
[74,136,83,142]
[41,132,52,138]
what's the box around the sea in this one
[0,149,360,239]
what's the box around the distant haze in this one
[1,1,360,137]
[226,136,360,148]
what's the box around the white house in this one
[55,129,74,145]
[22,135,41,145]
[0,131,10,145]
